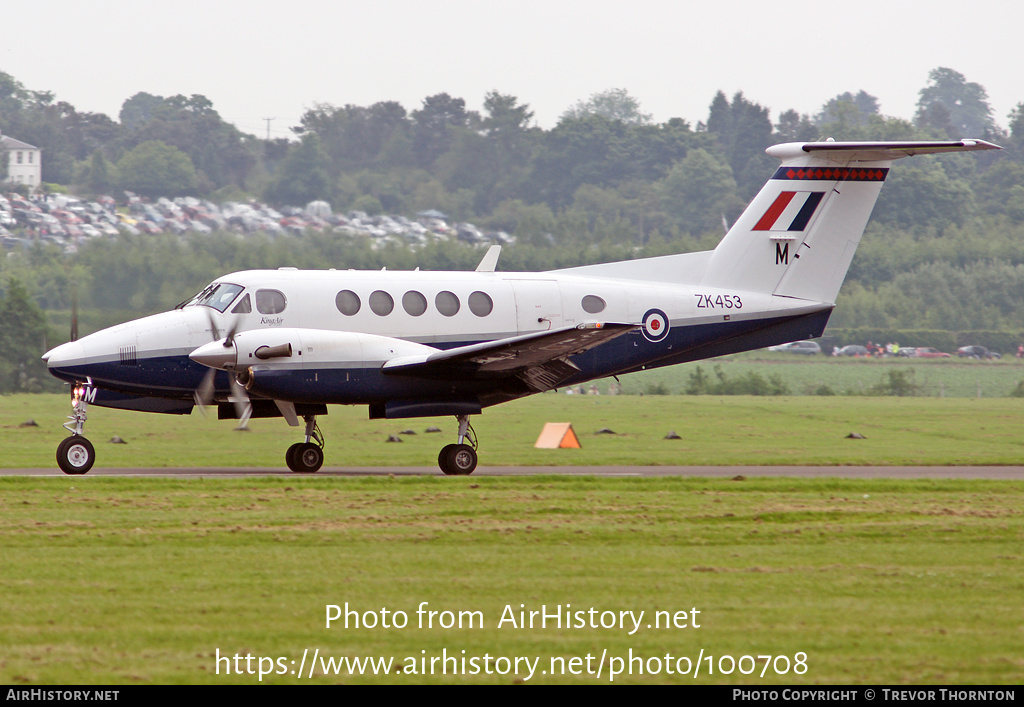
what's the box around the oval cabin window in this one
[435,291,460,317]
[582,295,606,314]
[369,290,394,316]
[336,290,361,316]
[468,291,493,317]
[402,291,428,316]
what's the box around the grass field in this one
[1,476,1020,684]
[3,392,1024,469]
[3,384,1022,685]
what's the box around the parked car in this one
[957,346,1001,359]
[768,340,821,355]
[837,345,870,357]
[914,347,951,358]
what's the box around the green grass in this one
[0,476,1021,684]
[3,393,1024,468]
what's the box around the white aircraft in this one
[43,139,998,475]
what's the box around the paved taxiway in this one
[5,466,1024,478]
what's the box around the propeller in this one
[192,309,251,429]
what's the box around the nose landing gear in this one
[438,414,478,475]
[57,383,96,475]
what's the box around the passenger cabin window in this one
[468,291,493,317]
[403,291,427,316]
[435,291,460,317]
[255,289,287,314]
[369,290,394,316]
[336,290,361,316]
[582,295,606,314]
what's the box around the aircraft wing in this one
[382,322,637,392]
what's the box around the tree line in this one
[2,67,1022,231]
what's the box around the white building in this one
[1,133,42,189]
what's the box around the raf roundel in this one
[641,308,670,342]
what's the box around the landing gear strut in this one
[57,383,96,475]
[438,414,478,475]
[286,414,324,473]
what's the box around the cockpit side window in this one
[231,293,252,314]
[189,283,244,313]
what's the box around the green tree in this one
[264,133,332,206]
[873,160,975,230]
[0,277,52,393]
[561,88,652,124]
[817,91,880,128]
[83,149,116,194]
[120,93,256,193]
[119,92,165,130]
[774,109,818,142]
[117,140,197,197]
[703,91,774,197]
[411,93,474,169]
[659,148,741,234]
[915,67,995,138]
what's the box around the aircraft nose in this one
[42,340,86,366]
[190,340,236,370]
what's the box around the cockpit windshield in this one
[180,283,245,313]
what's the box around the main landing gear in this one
[285,414,325,473]
[57,384,96,475]
[438,415,478,476]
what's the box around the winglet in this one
[475,245,501,272]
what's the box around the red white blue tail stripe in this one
[752,191,825,232]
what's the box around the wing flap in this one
[383,322,635,389]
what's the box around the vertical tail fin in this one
[700,140,999,303]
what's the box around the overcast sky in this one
[2,0,1019,140]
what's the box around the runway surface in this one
[5,465,1024,478]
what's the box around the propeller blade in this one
[193,368,216,415]
[223,318,241,348]
[205,310,221,341]
[229,376,252,430]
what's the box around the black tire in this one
[438,444,458,475]
[288,442,323,473]
[285,443,302,471]
[57,436,95,475]
[443,444,477,476]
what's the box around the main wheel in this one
[439,443,477,476]
[285,443,302,471]
[287,442,323,473]
[57,436,95,475]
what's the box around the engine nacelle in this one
[190,328,439,372]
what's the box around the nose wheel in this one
[438,415,478,475]
[57,435,95,475]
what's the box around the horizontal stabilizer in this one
[782,139,1001,161]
